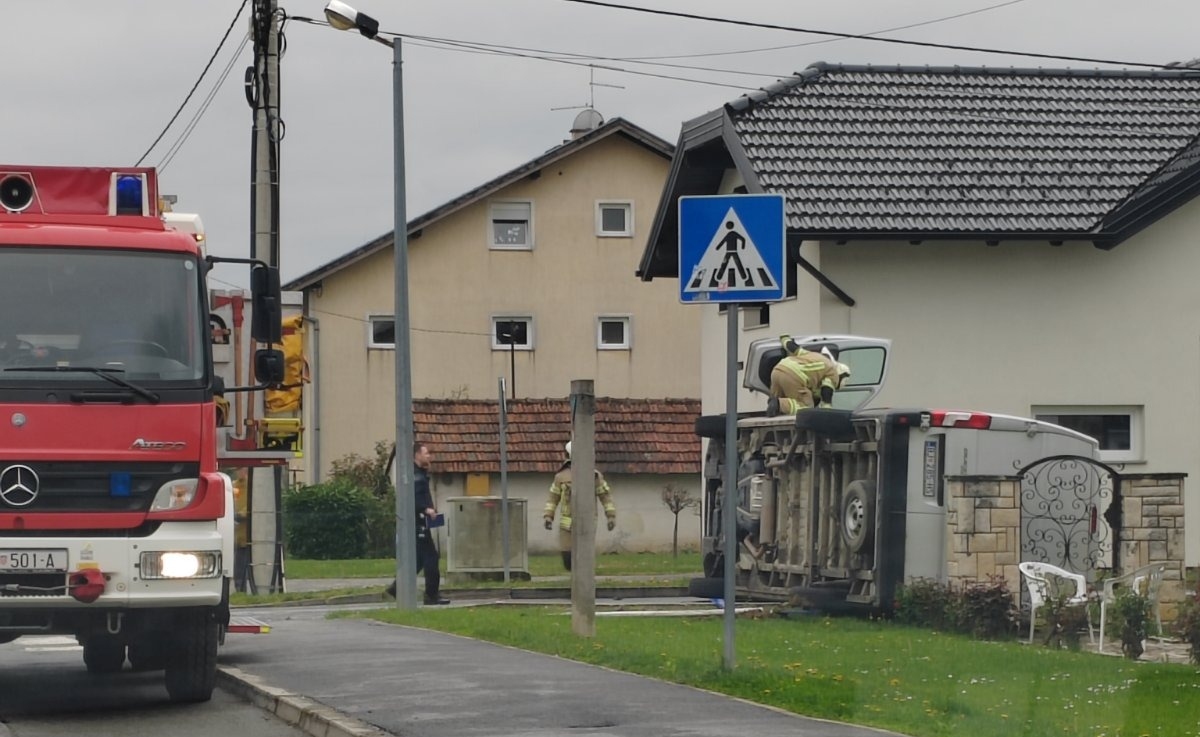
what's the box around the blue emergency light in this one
[114,175,144,215]
[109,472,132,498]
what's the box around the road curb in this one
[218,664,392,737]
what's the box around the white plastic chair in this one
[1098,562,1166,652]
[1018,561,1094,645]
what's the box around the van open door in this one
[742,335,891,410]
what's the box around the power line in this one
[391,32,1200,140]
[396,34,756,90]
[554,0,1171,70]
[158,33,252,172]
[622,0,1030,60]
[136,0,250,166]
[310,307,492,338]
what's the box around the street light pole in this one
[389,34,417,612]
[322,1,416,609]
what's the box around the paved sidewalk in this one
[219,603,908,737]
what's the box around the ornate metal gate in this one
[1018,455,1121,580]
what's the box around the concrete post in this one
[571,379,596,637]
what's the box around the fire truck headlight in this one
[139,551,220,579]
[150,479,199,512]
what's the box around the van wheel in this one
[688,577,726,599]
[794,408,855,440]
[694,415,727,439]
[841,480,876,554]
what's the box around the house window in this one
[490,201,533,250]
[367,315,395,348]
[597,316,630,350]
[1033,406,1142,463]
[492,317,533,350]
[596,201,633,237]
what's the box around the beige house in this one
[283,115,703,553]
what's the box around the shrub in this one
[1173,579,1200,665]
[329,440,395,499]
[363,485,397,559]
[893,578,958,630]
[959,576,1018,640]
[1112,587,1151,660]
[1041,594,1091,651]
[283,479,373,559]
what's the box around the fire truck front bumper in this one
[0,522,227,608]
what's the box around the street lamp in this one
[323,1,417,609]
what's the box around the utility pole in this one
[247,0,284,593]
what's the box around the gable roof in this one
[283,117,673,291]
[639,62,1200,280]
[413,397,700,474]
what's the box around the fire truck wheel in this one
[129,639,168,671]
[841,480,876,554]
[164,611,218,703]
[83,636,126,674]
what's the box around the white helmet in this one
[565,441,572,458]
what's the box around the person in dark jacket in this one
[385,441,449,605]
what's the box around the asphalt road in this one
[0,635,312,737]
[220,602,906,737]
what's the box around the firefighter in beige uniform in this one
[543,442,617,571]
[768,336,851,416]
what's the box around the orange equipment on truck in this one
[0,166,284,702]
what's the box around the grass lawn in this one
[283,551,701,579]
[230,552,700,606]
[339,605,1200,737]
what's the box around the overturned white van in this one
[692,335,1104,612]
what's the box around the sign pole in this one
[677,193,785,673]
[722,304,738,670]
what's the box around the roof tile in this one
[413,398,701,475]
[726,64,1200,234]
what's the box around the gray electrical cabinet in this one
[445,496,530,581]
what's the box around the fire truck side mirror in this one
[254,348,286,385]
[250,265,282,344]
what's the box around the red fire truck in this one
[0,166,283,702]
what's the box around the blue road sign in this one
[678,194,785,304]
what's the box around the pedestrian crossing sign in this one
[678,194,785,304]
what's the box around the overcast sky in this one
[5,1,1198,289]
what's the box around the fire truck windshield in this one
[0,247,206,385]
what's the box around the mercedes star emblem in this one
[0,465,39,507]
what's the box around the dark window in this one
[371,317,395,346]
[494,320,529,347]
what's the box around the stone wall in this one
[943,473,1186,617]
[1118,474,1187,617]
[944,476,1022,598]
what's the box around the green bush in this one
[893,578,958,630]
[894,576,1016,640]
[959,576,1018,640]
[283,443,398,559]
[283,479,374,559]
[363,485,397,559]
[1173,578,1200,665]
[1113,587,1152,660]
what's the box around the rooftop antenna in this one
[552,66,625,139]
